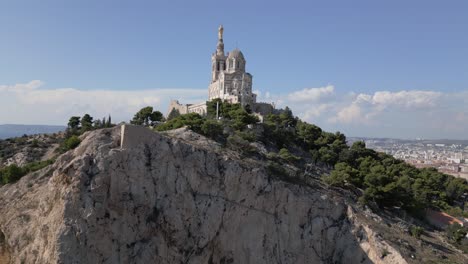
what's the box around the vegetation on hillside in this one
[59,114,115,154]
[153,99,467,220]
[186,100,468,261]
[156,99,258,141]
[0,113,114,185]
[446,223,468,252]
[0,134,59,164]
[0,159,54,185]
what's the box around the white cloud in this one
[255,85,468,139]
[0,80,206,125]
[328,90,444,125]
[0,80,44,92]
[287,85,334,102]
[370,90,441,108]
[1,80,467,139]
[302,104,331,120]
[330,103,363,124]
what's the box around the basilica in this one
[168,26,273,117]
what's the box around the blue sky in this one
[1,0,467,139]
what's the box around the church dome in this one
[228,48,245,60]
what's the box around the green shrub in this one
[1,164,23,184]
[266,152,278,160]
[278,148,301,162]
[201,119,223,139]
[0,159,54,185]
[156,113,204,133]
[30,139,39,148]
[323,162,359,187]
[226,134,255,155]
[266,161,289,179]
[64,136,81,150]
[446,223,467,244]
[22,159,55,173]
[229,109,259,130]
[410,226,424,238]
[207,99,242,119]
[57,135,81,153]
[236,131,256,142]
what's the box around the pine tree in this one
[106,115,112,127]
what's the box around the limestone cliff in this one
[0,126,438,263]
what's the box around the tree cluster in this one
[68,114,113,135]
[130,107,164,126]
[62,113,113,154]
[156,100,258,142]
[245,106,466,217]
[322,141,467,215]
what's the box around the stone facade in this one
[168,100,207,116]
[208,25,256,108]
[167,25,273,117]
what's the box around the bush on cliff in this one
[201,119,224,139]
[0,159,55,185]
[155,113,204,133]
[56,135,81,154]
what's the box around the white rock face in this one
[0,126,407,264]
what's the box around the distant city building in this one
[168,25,274,117]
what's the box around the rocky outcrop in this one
[0,126,409,263]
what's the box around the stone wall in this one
[167,100,189,117]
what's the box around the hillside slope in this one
[0,126,463,263]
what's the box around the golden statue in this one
[218,25,224,40]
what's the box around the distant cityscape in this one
[349,137,468,180]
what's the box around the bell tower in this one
[211,25,226,83]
